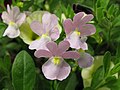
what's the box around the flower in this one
[34,41,80,80]
[1,5,26,38]
[63,12,96,50]
[77,52,94,68]
[29,12,60,50]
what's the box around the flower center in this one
[9,22,15,26]
[75,28,81,35]
[42,33,49,38]
[52,56,61,65]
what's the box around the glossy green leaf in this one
[103,51,111,76]
[91,66,104,89]
[110,62,120,75]
[12,50,36,90]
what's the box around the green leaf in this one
[4,54,11,71]
[106,78,120,90]
[12,50,36,90]
[56,73,78,90]
[96,0,109,9]
[91,66,104,89]
[113,15,120,27]
[0,23,6,38]
[103,51,111,76]
[110,62,120,75]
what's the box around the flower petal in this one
[29,36,51,50]
[66,31,80,49]
[42,57,71,81]
[73,12,84,27]
[79,24,96,37]
[3,25,20,38]
[49,27,60,41]
[58,40,70,55]
[42,13,58,32]
[79,41,88,50]
[34,50,52,58]
[46,41,58,56]
[78,52,94,68]
[1,12,11,24]
[81,14,94,24]
[63,19,74,35]
[62,51,80,59]
[66,31,88,50]
[12,6,20,19]
[30,21,43,36]
[16,13,26,26]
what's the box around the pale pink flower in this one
[29,12,60,50]
[34,41,80,80]
[1,5,26,38]
[63,12,96,50]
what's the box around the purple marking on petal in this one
[34,49,52,58]
[46,41,58,56]
[42,57,71,81]
[62,51,80,59]
[78,52,94,68]
[30,21,44,36]
[58,40,70,55]
[63,19,74,35]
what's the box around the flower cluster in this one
[1,5,96,80]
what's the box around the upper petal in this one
[77,52,94,68]
[30,21,44,36]
[2,12,12,24]
[42,57,71,81]
[46,41,58,56]
[49,27,60,41]
[63,19,74,35]
[62,51,80,59]
[42,13,58,32]
[12,6,20,19]
[79,24,96,37]
[16,13,26,26]
[80,14,94,24]
[73,12,84,27]
[58,40,70,55]
[34,49,52,58]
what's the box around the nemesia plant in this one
[34,41,80,80]
[1,5,26,38]
[1,0,120,90]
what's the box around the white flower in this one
[1,5,26,38]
